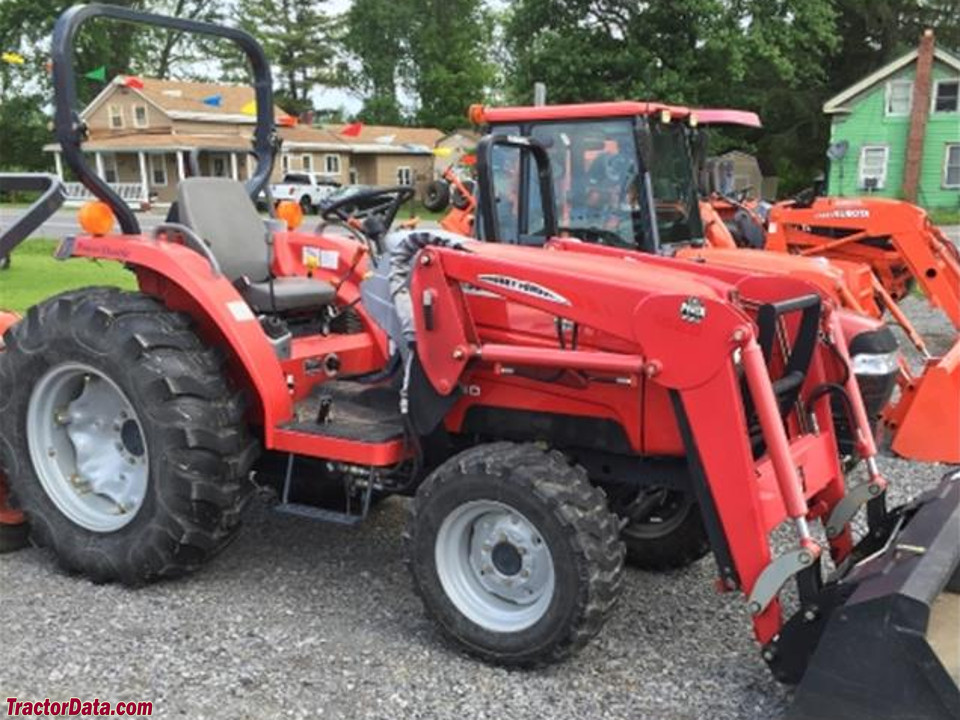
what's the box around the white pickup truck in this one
[270,173,341,214]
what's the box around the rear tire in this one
[423,180,451,212]
[0,521,29,553]
[619,489,709,571]
[406,442,624,666]
[0,288,259,585]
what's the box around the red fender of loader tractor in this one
[0,9,956,720]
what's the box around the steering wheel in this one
[317,185,416,256]
[556,225,625,246]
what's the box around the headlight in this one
[851,350,899,376]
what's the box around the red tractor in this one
[0,7,957,720]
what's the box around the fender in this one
[62,234,293,442]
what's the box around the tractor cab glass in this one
[485,116,703,250]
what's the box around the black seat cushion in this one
[242,276,337,313]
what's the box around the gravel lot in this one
[1,298,957,720]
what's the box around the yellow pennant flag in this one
[240,100,257,116]
[1,51,26,65]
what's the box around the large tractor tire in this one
[451,179,475,211]
[0,520,29,553]
[406,442,624,666]
[0,288,259,585]
[619,488,710,571]
[423,180,451,212]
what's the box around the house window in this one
[397,166,413,185]
[212,155,227,177]
[302,154,313,172]
[933,79,959,113]
[281,154,290,173]
[349,167,359,185]
[148,154,167,187]
[885,80,913,116]
[324,154,341,175]
[102,153,119,183]
[133,104,149,129]
[108,104,124,129]
[944,145,960,189]
[858,145,889,190]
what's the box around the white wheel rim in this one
[27,362,149,533]
[435,500,555,633]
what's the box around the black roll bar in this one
[474,134,557,242]
[0,174,66,259]
[52,3,277,235]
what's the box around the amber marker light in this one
[276,200,303,230]
[77,201,116,236]
[468,103,486,125]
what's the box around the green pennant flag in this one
[84,65,106,82]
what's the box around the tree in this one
[234,0,343,116]
[405,0,495,131]
[503,0,839,192]
[342,0,410,125]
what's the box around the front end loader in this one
[763,196,960,463]
[0,8,956,720]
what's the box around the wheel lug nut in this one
[47,448,56,457]
[521,569,530,578]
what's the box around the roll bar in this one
[52,3,277,235]
[474,134,557,242]
[0,174,66,259]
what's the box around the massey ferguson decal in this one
[476,274,571,306]
[680,297,707,323]
[813,208,870,220]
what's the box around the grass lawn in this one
[0,240,137,314]
[929,208,960,226]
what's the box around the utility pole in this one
[533,82,547,107]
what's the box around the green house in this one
[823,36,960,212]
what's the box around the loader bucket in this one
[890,342,960,464]
[785,472,960,720]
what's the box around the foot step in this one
[273,502,365,526]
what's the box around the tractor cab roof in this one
[473,102,761,128]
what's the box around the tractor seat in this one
[177,177,335,313]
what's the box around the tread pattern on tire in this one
[406,441,624,666]
[0,287,259,585]
[619,499,710,571]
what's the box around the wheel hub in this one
[435,500,556,633]
[27,362,149,532]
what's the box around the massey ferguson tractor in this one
[0,7,957,720]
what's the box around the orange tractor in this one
[700,127,960,464]
[451,102,959,463]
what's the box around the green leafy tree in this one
[234,0,343,116]
[405,0,495,131]
[342,0,410,125]
[503,0,839,192]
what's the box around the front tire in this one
[406,442,624,666]
[619,488,709,571]
[0,288,259,585]
[300,196,314,215]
